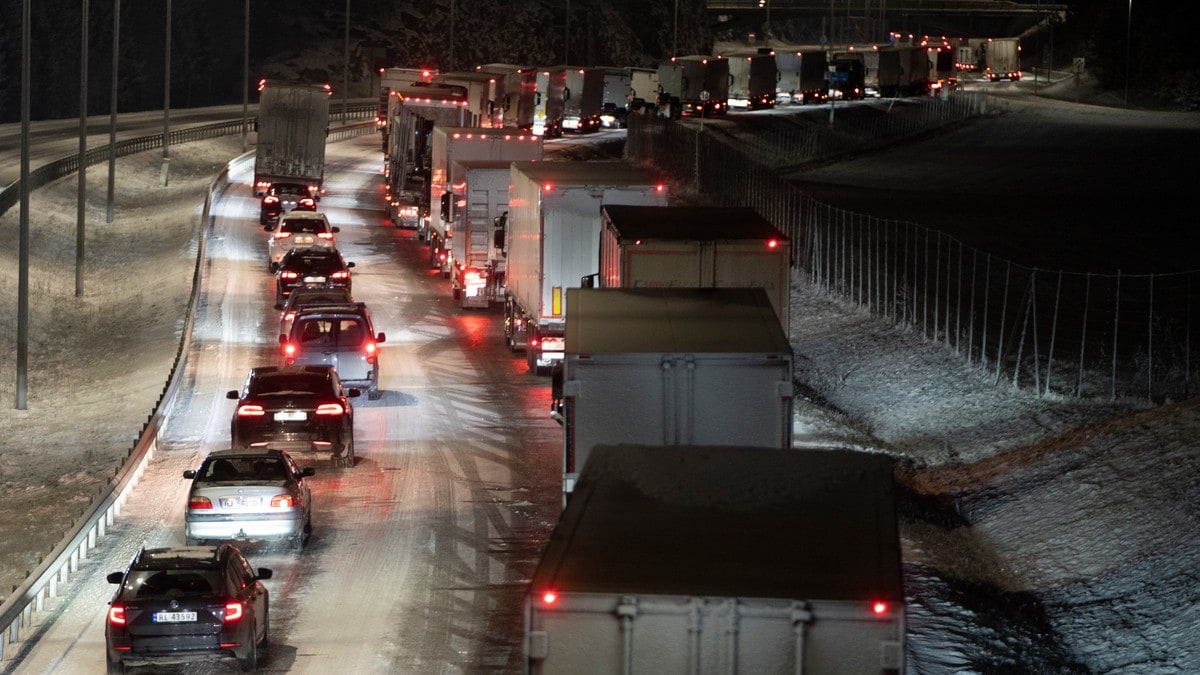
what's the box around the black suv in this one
[227,364,359,466]
[259,182,318,224]
[274,248,353,306]
[281,302,385,401]
[104,544,271,673]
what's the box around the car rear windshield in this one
[285,252,341,269]
[294,317,368,347]
[118,569,223,600]
[280,218,328,234]
[199,456,291,482]
[246,373,329,397]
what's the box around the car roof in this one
[278,211,328,221]
[248,364,337,377]
[292,302,369,316]
[280,248,345,262]
[133,545,228,570]
[202,448,295,462]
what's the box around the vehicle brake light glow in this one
[273,230,290,239]
[364,341,377,356]
[108,605,127,625]
[300,198,316,208]
[280,271,299,280]
[283,342,297,358]
[237,404,266,417]
[655,184,665,192]
[872,601,888,616]
[464,269,483,283]
[767,238,779,249]
[543,182,554,192]
[330,271,350,280]
[542,590,558,604]
[263,196,279,205]
[270,494,296,508]
[188,496,213,510]
[315,403,345,416]
[317,232,334,239]
[224,601,244,623]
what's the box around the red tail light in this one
[263,196,279,205]
[280,271,299,280]
[317,232,334,240]
[330,270,350,280]
[237,404,265,417]
[299,197,315,208]
[364,340,377,364]
[541,590,558,605]
[224,601,244,623]
[284,311,295,323]
[283,342,297,358]
[270,494,296,508]
[273,230,290,239]
[872,601,889,616]
[767,238,779,249]
[108,605,127,625]
[188,496,213,510]
[315,403,345,416]
[464,269,482,282]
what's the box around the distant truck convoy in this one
[595,204,792,335]
[253,80,331,196]
[524,444,906,674]
[556,287,794,496]
[723,49,779,110]
[502,161,667,374]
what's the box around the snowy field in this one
[1,99,1199,671]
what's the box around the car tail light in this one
[188,495,213,510]
[273,230,290,239]
[108,605,127,625]
[299,197,315,208]
[224,601,244,623]
[315,403,345,416]
[464,269,483,283]
[263,196,279,205]
[270,494,296,508]
[872,601,889,616]
[280,271,299,280]
[767,238,779,249]
[330,270,350,280]
[284,311,295,323]
[317,232,334,240]
[364,340,377,364]
[236,404,266,417]
[282,341,297,358]
[541,590,558,605]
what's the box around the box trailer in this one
[382,81,470,231]
[545,66,605,136]
[432,71,495,128]
[983,37,1021,81]
[475,63,531,128]
[447,160,513,308]
[723,49,778,110]
[596,205,791,335]
[253,80,331,195]
[557,287,793,495]
[525,444,906,674]
[503,162,667,374]
[428,127,543,277]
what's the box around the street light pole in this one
[242,0,249,153]
[17,0,31,409]
[160,0,171,187]
[106,0,120,223]
[77,0,89,297]
[342,0,350,123]
[1124,0,1132,107]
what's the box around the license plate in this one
[274,410,307,421]
[302,276,326,284]
[220,497,261,508]
[153,611,197,623]
[295,236,314,244]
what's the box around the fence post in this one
[1112,270,1121,401]
[994,261,1011,384]
[1046,270,1063,397]
[1147,274,1154,402]
[1077,273,1091,397]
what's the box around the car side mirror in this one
[347,388,362,398]
[347,262,356,268]
[300,467,316,477]
[263,224,273,232]
[183,469,197,479]
[376,332,386,344]
[106,572,124,584]
[278,335,287,345]
[332,226,340,233]
[255,568,274,581]
[225,390,239,399]
[273,303,284,311]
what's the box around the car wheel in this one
[185,536,201,546]
[268,261,278,273]
[339,435,356,468]
[238,624,258,671]
[367,385,381,401]
[106,657,125,674]
[258,602,270,653]
[452,287,461,300]
[526,347,538,373]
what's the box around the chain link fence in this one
[626,93,1197,402]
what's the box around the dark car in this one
[227,364,359,466]
[183,448,316,550]
[281,303,386,401]
[274,248,353,306]
[104,544,271,673]
[274,285,354,336]
[259,182,318,224]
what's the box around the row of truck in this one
[371,65,907,672]
[252,68,907,673]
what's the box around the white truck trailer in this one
[545,66,605,136]
[524,444,906,675]
[983,37,1021,81]
[596,205,792,335]
[556,286,793,495]
[432,71,495,128]
[503,161,667,374]
[448,160,514,308]
[474,63,531,128]
[723,49,779,110]
[253,80,331,196]
[428,127,543,278]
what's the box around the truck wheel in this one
[452,287,461,300]
[526,347,538,373]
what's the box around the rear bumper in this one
[185,512,305,541]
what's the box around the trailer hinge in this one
[527,630,549,660]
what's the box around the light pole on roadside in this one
[161,0,171,187]
[242,0,249,152]
[77,0,89,297]
[1124,0,1132,107]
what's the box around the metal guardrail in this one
[0,111,376,663]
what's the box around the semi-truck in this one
[475,63,531,128]
[502,67,550,134]
[796,48,830,104]
[555,287,793,495]
[432,71,495,128]
[253,80,331,196]
[983,37,1021,81]
[657,55,729,118]
[376,67,435,133]
[446,161,512,308]
[596,66,631,128]
[524,444,906,674]
[723,48,778,110]
[502,161,667,374]
[829,51,867,100]
[544,66,605,136]
[595,205,792,335]
[427,127,543,277]
[627,67,660,115]
[382,81,471,233]
[877,45,931,97]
